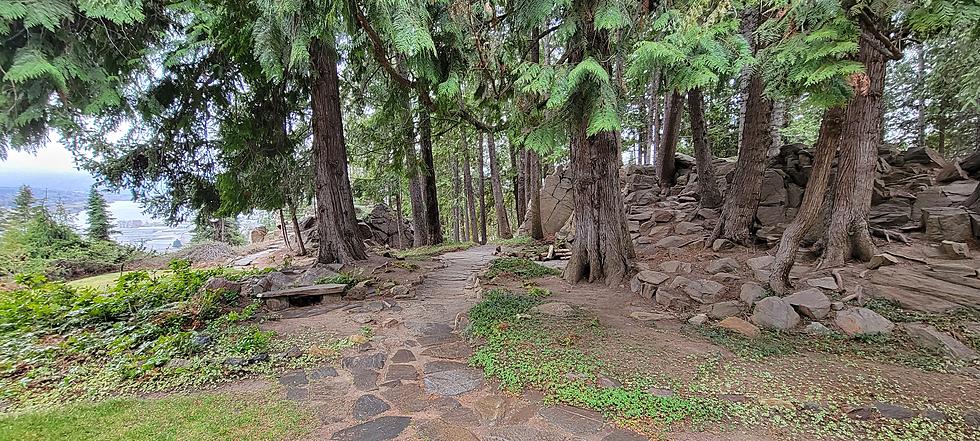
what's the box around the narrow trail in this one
[271,245,645,441]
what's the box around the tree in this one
[687,89,722,208]
[486,133,512,239]
[12,185,36,222]
[85,186,116,241]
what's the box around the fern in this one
[78,0,145,25]
[4,47,66,89]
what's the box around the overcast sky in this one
[0,141,88,175]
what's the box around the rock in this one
[869,198,913,228]
[902,323,979,361]
[804,322,832,336]
[630,270,670,299]
[390,285,411,298]
[654,235,700,248]
[940,240,971,260]
[746,256,775,272]
[759,170,788,205]
[717,317,761,338]
[688,314,709,326]
[712,272,740,283]
[756,205,787,226]
[361,204,413,248]
[290,266,340,288]
[249,226,268,243]
[674,221,705,235]
[834,307,895,337]
[873,402,918,421]
[330,416,411,441]
[202,277,241,294]
[538,405,605,435]
[867,266,980,313]
[703,300,743,320]
[680,279,726,304]
[697,208,719,219]
[867,253,900,269]
[712,239,735,252]
[930,263,977,277]
[279,369,309,386]
[352,394,391,420]
[416,418,479,441]
[751,297,801,330]
[384,364,419,382]
[659,260,692,274]
[922,207,973,243]
[655,289,689,308]
[630,311,675,321]
[784,288,832,319]
[739,282,766,306]
[805,276,838,291]
[423,368,484,396]
[705,257,739,274]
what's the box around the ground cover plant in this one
[484,257,561,280]
[0,259,352,410]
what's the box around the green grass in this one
[485,257,561,280]
[66,270,171,289]
[0,392,313,441]
[392,241,475,259]
[466,289,723,429]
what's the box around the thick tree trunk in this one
[688,89,722,209]
[310,38,367,263]
[477,133,488,244]
[512,143,525,225]
[526,150,544,239]
[404,105,428,247]
[655,91,683,186]
[563,3,634,286]
[708,62,773,244]
[288,199,307,256]
[769,106,845,293]
[452,152,463,242]
[646,70,661,165]
[279,208,292,251]
[463,141,479,242]
[818,26,884,268]
[394,184,406,249]
[418,110,443,244]
[736,8,759,150]
[770,99,785,157]
[487,133,513,239]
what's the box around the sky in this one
[0,143,82,174]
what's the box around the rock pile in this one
[358,204,413,249]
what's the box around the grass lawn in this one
[65,270,169,289]
[0,392,313,441]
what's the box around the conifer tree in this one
[12,185,36,222]
[85,186,116,241]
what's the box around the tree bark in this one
[770,99,785,157]
[688,89,722,209]
[487,132,513,239]
[452,152,463,242]
[310,38,367,263]
[769,106,845,293]
[463,141,479,242]
[526,150,544,239]
[915,45,927,149]
[477,133,488,244]
[708,58,773,244]
[646,70,661,165]
[418,110,443,244]
[394,183,406,249]
[563,2,635,285]
[655,91,684,186]
[288,198,307,256]
[818,25,884,268]
[404,104,428,247]
[512,142,525,225]
[279,208,292,251]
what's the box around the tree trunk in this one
[646,70,661,165]
[463,141,479,242]
[279,208,292,251]
[394,183,406,249]
[688,89,722,208]
[768,106,845,293]
[404,104,428,247]
[818,25,884,268]
[770,99,785,157]
[452,152,463,242]
[288,198,307,256]
[526,150,544,239]
[708,57,773,244]
[735,8,759,150]
[655,91,683,186]
[563,3,635,286]
[418,110,443,244]
[310,37,367,264]
[512,142,525,225]
[477,133,488,244]
[487,132,512,239]
[916,46,927,149]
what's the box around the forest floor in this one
[5,244,980,441]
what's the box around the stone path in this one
[274,245,646,440]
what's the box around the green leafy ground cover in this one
[0,260,350,410]
[392,241,475,259]
[484,257,561,280]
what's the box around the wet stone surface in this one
[351,394,390,420]
[423,367,484,396]
[330,415,411,441]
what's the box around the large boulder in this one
[834,307,895,337]
[521,165,575,237]
[902,323,979,361]
[921,207,973,243]
[751,297,800,330]
[361,204,413,248]
[249,226,269,244]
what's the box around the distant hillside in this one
[0,171,127,209]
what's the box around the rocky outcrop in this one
[520,165,574,237]
[361,204,413,248]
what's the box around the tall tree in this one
[687,89,722,208]
[462,139,480,242]
[486,133,512,239]
[477,133,488,244]
[11,185,36,222]
[85,186,116,241]
[418,111,443,244]
[655,91,683,185]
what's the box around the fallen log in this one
[256,283,347,299]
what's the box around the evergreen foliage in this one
[85,186,116,241]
